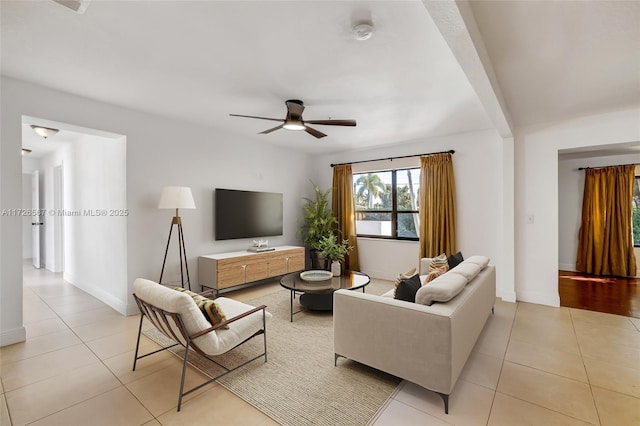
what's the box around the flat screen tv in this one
[215,189,283,240]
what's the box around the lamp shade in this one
[158,186,196,209]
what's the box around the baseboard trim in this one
[497,290,517,303]
[63,272,128,315]
[516,289,560,307]
[559,263,576,272]
[0,326,26,347]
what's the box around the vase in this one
[331,260,341,277]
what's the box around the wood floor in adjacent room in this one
[559,270,640,318]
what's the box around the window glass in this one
[353,168,420,240]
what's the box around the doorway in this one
[21,116,128,312]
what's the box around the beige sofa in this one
[333,256,496,414]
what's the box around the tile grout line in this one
[495,304,601,425]
[485,300,518,425]
[569,308,603,426]
[21,281,156,425]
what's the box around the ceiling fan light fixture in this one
[30,125,59,139]
[283,120,305,131]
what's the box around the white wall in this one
[1,76,313,339]
[515,107,640,307]
[312,129,509,297]
[38,132,129,310]
[21,158,41,261]
[558,153,640,272]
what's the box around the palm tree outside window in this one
[353,168,420,239]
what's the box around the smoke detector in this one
[353,22,374,41]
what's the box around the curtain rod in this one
[330,149,455,167]
[578,162,640,171]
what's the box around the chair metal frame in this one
[132,292,267,411]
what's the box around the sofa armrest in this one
[419,258,433,275]
[333,289,454,394]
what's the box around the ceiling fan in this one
[230,99,356,139]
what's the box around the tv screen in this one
[215,189,283,240]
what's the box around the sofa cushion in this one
[174,287,228,328]
[394,273,422,302]
[415,272,467,305]
[429,253,448,271]
[447,251,464,269]
[448,262,482,283]
[464,255,490,269]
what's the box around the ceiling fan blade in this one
[304,126,327,139]
[259,124,284,134]
[229,114,284,123]
[304,119,356,127]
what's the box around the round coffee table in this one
[280,270,370,321]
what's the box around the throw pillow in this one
[174,287,228,329]
[426,264,449,283]
[394,267,417,289]
[429,253,448,272]
[394,273,422,302]
[447,251,464,269]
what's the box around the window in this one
[633,176,640,247]
[353,168,420,240]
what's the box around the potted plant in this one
[297,182,338,270]
[317,234,353,276]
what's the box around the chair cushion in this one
[174,288,228,329]
[214,297,272,355]
[133,278,214,347]
[415,272,466,306]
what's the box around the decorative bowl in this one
[299,270,333,282]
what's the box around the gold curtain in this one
[576,165,637,277]
[419,153,457,258]
[332,164,360,271]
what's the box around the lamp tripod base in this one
[159,215,191,290]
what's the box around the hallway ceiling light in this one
[22,148,32,156]
[30,125,59,139]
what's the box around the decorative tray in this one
[299,270,333,282]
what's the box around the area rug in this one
[143,280,400,426]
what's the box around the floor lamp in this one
[158,186,195,290]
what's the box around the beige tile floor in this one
[1,264,638,425]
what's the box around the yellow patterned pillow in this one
[425,264,449,283]
[429,253,448,272]
[174,288,228,329]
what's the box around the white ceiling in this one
[469,0,640,127]
[3,1,639,156]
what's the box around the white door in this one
[31,170,42,268]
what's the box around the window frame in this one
[353,167,420,241]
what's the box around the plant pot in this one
[310,250,329,270]
[331,260,341,277]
